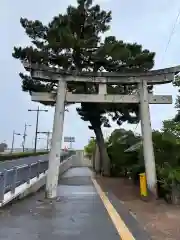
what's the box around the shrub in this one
[157,163,180,203]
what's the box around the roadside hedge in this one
[0,151,49,161]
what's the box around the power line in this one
[161,6,180,63]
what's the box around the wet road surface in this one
[0,151,70,172]
[0,155,48,172]
[0,167,121,240]
[0,167,150,239]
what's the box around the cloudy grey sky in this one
[0,0,180,150]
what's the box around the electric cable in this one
[161,6,180,63]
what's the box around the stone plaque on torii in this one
[22,61,180,198]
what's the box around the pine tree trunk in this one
[94,143,101,173]
[92,147,96,171]
[94,127,110,176]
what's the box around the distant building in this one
[0,143,8,152]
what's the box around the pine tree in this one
[12,0,155,176]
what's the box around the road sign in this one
[64,137,75,143]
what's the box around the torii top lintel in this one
[22,61,180,85]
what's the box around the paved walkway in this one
[0,167,150,240]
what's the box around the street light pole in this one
[46,132,51,151]
[28,106,48,153]
[34,106,40,153]
[11,131,15,153]
[22,123,31,152]
[11,131,21,153]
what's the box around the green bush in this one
[106,129,141,177]
[0,151,49,161]
[108,143,139,177]
[128,164,145,185]
[156,163,180,202]
[152,131,180,166]
[104,118,180,202]
[84,138,96,158]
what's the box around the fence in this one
[0,150,75,203]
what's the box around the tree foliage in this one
[162,119,180,141]
[102,124,180,202]
[84,137,96,157]
[106,129,141,176]
[152,130,180,166]
[12,0,113,91]
[172,75,180,121]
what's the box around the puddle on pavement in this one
[36,166,96,205]
[62,167,92,178]
[57,185,97,197]
[57,167,97,198]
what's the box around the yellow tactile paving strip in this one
[92,178,136,240]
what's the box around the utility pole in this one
[28,106,48,152]
[22,123,31,152]
[46,132,51,151]
[37,131,52,151]
[46,132,51,150]
[11,130,22,153]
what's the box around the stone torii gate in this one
[22,61,180,199]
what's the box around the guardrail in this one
[0,151,75,206]
[0,160,48,201]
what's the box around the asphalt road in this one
[0,154,49,172]
[0,151,71,172]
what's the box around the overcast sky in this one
[0,0,180,150]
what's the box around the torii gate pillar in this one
[45,79,66,199]
[139,80,157,196]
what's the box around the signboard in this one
[64,137,75,143]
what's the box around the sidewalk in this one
[0,167,150,240]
